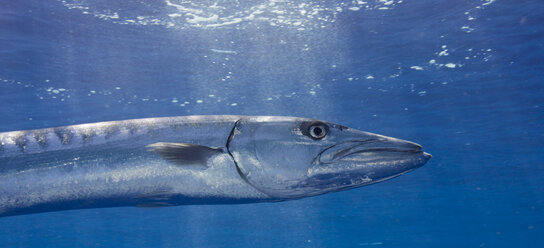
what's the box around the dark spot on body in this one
[33,130,48,148]
[14,133,28,152]
[169,123,183,130]
[143,123,159,137]
[103,125,121,139]
[54,127,74,145]
[80,130,95,143]
[126,123,139,135]
[334,124,349,131]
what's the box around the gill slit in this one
[225,119,272,198]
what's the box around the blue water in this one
[1,0,543,247]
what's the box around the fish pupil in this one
[313,127,322,136]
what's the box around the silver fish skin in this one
[0,115,431,217]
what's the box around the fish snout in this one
[305,136,431,193]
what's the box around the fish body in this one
[0,115,431,217]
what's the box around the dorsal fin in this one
[147,142,224,167]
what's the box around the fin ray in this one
[147,142,223,167]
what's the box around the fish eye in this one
[309,124,328,139]
[300,121,329,140]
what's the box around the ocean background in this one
[0,0,543,247]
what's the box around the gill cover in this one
[228,117,337,199]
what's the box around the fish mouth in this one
[315,138,430,165]
[303,138,431,194]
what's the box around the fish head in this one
[228,116,431,199]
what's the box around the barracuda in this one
[0,115,431,217]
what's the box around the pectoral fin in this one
[147,142,224,167]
